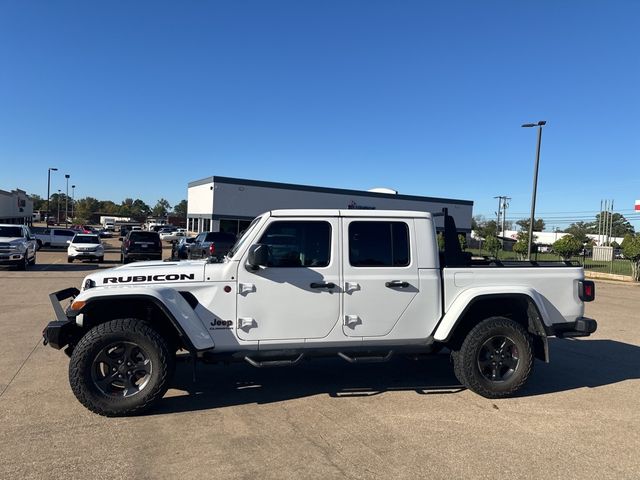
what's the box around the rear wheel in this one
[452,317,533,398]
[69,319,175,416]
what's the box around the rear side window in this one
[259,221,331,268]
[349,221,410,267]
[205,232,236,242]
[130,232,160,243]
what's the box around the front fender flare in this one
[72,287,214,351]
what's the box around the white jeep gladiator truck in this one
[43,209,597,416]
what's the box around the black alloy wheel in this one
[91,341,152,398]
[476,335,519,382]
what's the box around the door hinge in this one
[238,317,257,331]
[344,314,361,329]
[239,283,255,295]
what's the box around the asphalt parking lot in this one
[0,248,639,480]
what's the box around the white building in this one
[0,188,33,224]
[187,176,473,235]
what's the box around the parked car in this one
[67,234,104,263]
[172,236,196,260]
[160,228,187,242]
[0,224,37,270]
[34,228,77,248]
[188,231,236,261]
[120,231,162,264]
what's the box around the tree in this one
[594,212,635,238]
[553,234,582,260]
[173,199,188,218]
[563,222,591,244]
[29,194,46,211]
[483,235,502,257]
[516,218,545,232]
[458,234,467,251]
[473,216,499,239]
[152,198,171,217]
[621,234,640,281]
[75,197,100,223]
[513,231,537,259]
[130,199,151,219]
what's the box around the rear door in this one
[236,218,340,341]
[342,219,419,337]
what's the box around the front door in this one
[236,218,340,341]
[342,218,419,337]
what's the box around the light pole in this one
[57,190,61,224]
[46,167,58,223]
[71,185,76,221]
[65,174,70,227]
[521,120,546,260]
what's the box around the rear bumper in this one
[547,317,598,338]
[124,252,162,261]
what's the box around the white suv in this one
[67,234,104,263]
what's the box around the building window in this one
[220,219,238,234]
[202,218,211,232]
[258,221,331,268]
[349,221,410,267]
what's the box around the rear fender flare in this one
[434,287,549,361]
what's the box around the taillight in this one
[578,280,595,302]
[209,244,216,255]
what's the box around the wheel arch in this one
[437,292,549,362]
[72,290,214,352]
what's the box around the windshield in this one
[0,226,23,237]
[227,216,262,258]
[72,235,100,244]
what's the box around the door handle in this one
[385,280,409,289]
[310,282,336,289]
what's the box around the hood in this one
[0,236,24,244]
[83,259,208,290]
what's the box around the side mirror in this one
[247,244,268,270]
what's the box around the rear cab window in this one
[348,221,410,267]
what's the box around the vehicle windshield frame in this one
[227,216,262,259]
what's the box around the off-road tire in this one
[453,316,533,399]
[69,319,175,417]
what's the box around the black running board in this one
[338,350,394,364]
[244,353,305,368]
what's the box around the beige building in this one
[0,188,33,224]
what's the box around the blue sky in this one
[1,1,639,230]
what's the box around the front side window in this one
[349,221,410,267]
[259,221,331,268]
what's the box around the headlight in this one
[10,243,24,251]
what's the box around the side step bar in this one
[244,354,305,368]
[338,351,394,364]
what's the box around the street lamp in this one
[521,120,546,260]
[71,185,76,221]
[46,167,58,223]
[65,174,70,227]
[57,190,61,224]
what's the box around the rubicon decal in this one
[103,273,196,284]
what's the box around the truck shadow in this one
[153,338,640,415]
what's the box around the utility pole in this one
[493,195,511,245]
[522,121,546,260]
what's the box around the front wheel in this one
[69,319,175,416]
[452,317,533,399]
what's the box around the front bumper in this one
[0,252,25,265]
[42,287,81,350]
[547,317,598,338]
[69,251,103,259]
